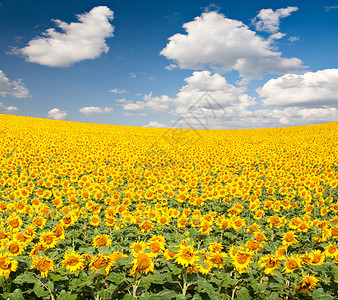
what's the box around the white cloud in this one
[119,70,338,129]
[48,108,67,120]
[122,93,171,112]
[253,7,298,33]
[146,121,166,128]
[79,106,113,115]
[0,102,18,113]
[288,36,300,42]
[17,6,114,67]
[160,11,304,78]
[165,64,178,71]
[123,101,145,111]
[0,70,31,98]
[129,73,136,78]
[109,88,128,94]
[257,69,338,107]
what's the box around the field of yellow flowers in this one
[0,114,337,300]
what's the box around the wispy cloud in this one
[109,88,128,94]
[325,6,338,12]
[79,106,113,115]
[0,69,31,98]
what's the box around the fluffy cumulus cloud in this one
[79,106,113,115]
[160,11,304,78]
[0,70,31,98]
[257,69,338,107]
[0,102,18,114]
[253,7,298,33]
[122,93,171,112]
[146,121,166,128]
[48,108,67,120]
[121,69,338,129]
[17,6,114,67]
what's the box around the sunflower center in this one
[0,260,9,270]
[9,219,19,228]
[44,236,54,244]
[312,255,320,264]
[96,238,107,246]
[286,260,297,269]
[328,247,336,254]
[39,260,51,272]
[137,254,150,271]
[236,253,249,264]
[285,235,293,242]
[68,258,79,266]
[267,258,277,268]
[9,244,20,254]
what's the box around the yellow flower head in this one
[31,257,55,278]
[62,251,85,273]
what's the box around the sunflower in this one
[130,252,154,275]
[209,252,227,269]
[130,241,147,254]
[6,213,23,232]
[0,253,18,277]
[208,242,223,253]
[29,243,47,258]
[324,244,338,258]
[246,240,263,253]
[7,240,25,256]
[232,250,253,273]
[175,244,200,267]
[258,255,283,274]
[139,221,154,233]
[32,217,47,229]
[198,258,213,275]
[163,249,176,260]
[62,251,85,273]
[295,276,318,293]
[283,256,302,273]
[53,224,65,240]
[90,214,101,226]
[308,250,325,266]
[92,235,112,247]
[282,231,298,247]
[147,241,165,257]
[177,216,188,228]
[89,254,114,275]
[61,214,76,228]
[31,257,55,278]
[39,231,58,249]
[198,222,212,235]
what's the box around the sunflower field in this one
[0,114,337,300]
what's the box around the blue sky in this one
[1,0,338,129]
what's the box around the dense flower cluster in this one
[0,114,337,298]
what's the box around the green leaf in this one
[46,280,54,292]
[175,295,187,300]
[9,289,25,300]
[149,290,178,299]
[49,274,68,281]
[236,287,251,300]
[192,293,203,300]
[13,273,38,284]
[122,294,134,300]
[312,288,332,300]
[58,290,78,300]
[106,272,125,284]
[33,282,49,298]
[269,292,281,300]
